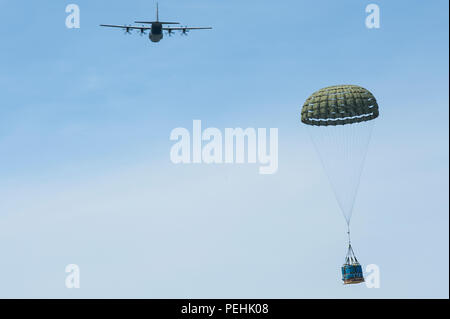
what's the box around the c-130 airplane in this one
[100,3,212,43]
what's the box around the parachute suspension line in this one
[346,224,351,263]
[347,224,351,246]
[345,225,360,265]
[307,121,375,226]
[347,120,375,223]
[347,123,355,223]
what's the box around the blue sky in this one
[0,0,448,298]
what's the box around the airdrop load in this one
[342,240,365,285]
[301,85,379,285]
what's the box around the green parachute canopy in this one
[301,85,379,126]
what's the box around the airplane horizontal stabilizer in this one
[135,21,180,24]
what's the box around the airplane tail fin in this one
[134,3,180,24]
[156,2,159,22]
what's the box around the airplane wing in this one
[163,27,212,31]
[100,24,151,31]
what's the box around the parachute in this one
[301,85,379,285]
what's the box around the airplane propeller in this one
[181,27,189,36]
[138,27,146,36]
[167,29,174,36]
[124,25,132,34]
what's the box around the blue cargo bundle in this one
[342,242,364,285]
[342,263,364,284]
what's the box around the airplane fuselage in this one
[149,22,163,42]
